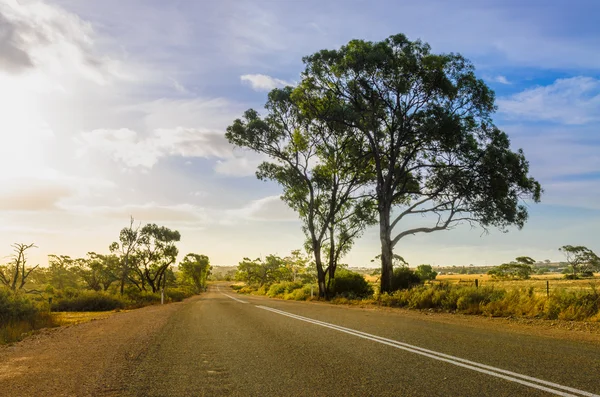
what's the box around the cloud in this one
[77,127,233,168]
[240,74,294,91]
[0,0,127,84]
[486,75,511,85]
[0,12,33,73]
[76,202,210,223]
[498,77,600,124]
[229,195,298,222]
[214,152,267,177]
[0,182,72,211]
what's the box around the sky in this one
[0,0,599,268]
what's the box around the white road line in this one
[257,305,598,397]
[216,286,249,304]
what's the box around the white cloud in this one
[486,75,511,85]
[240,74,294,91]
[498,77,600,124]
[214,152,267,177]
[228,195,298,222]
[77,127,233,168]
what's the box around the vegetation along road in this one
[2,285,600,397]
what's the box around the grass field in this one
[435,273,600,295]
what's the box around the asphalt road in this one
[3,285,600,397]
[124,285,600,397]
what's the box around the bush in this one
[0,289,57,344]
[330,270,373,299]
[165,288,192,302]
[267,281,303,298]
[286,285,313,301]
[546,289,600,321]
[122,288,165,307]
[0,289,38,323]
[391,266,422,291]
[51,291,125,312]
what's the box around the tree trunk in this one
[379,201,394,294]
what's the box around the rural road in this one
[2,285,600,397]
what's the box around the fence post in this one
[475,279,479,288]
[546,280,550,297]
[161,288,164,305]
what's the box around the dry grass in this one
[435,273,600,295]
[51,311,119,326]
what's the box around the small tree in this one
[559,245,599,277]
[179,253,211,293]
[226,87,375,298]
[415,264,438,281]
[488,263,532,280]
[47,255,80,290]
[134,224,181,293]
[110,217,142,295]
[0,243,38,292]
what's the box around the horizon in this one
[1,0,599,269]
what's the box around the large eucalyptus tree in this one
[295,34,542,292]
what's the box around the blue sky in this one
[0,0,599,267]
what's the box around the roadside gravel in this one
[0,296,197,397]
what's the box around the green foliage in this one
[0,288,38,323]
[391,266,422,291]
[0,290,56,345]
[330,269,373,299]
[488,263,533,280]
[235,254,294,286]
[165,288,193,302]
[179,253,211,293]
[51,291,125,312]
[415,265,438,281]
[267,281,304,297]
[226,85,376,298]
[559,245,600,276]
[546,288,600,321]
[296,33,542,293]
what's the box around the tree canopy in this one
[294,34,542,292]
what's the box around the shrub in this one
[330,270,373,299]
[166,288,192,302]
[546,289,600,321]
[122,289,162,307]
[391,266,422,291]
[267,281,303,298]
[0,289,38,323]
[51,291,125,312]
[0,289,58,344]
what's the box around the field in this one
[435,273,600,295]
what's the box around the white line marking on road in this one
[257,305,598,397]
[216,285,249,304]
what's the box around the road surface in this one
[2,285,600,396]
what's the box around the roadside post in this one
[161,288,164,304]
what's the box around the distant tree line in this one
[0,217,212,299]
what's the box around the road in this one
[2,285,600,396]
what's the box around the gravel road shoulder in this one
[0,296,200,397]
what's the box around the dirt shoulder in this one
[0,296,199,397]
